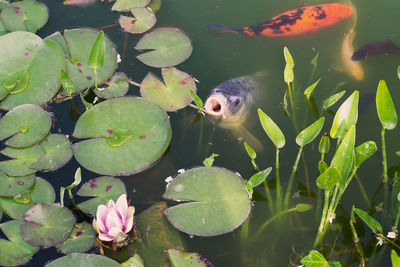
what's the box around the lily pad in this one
[45,31,71,58]
[0,0,9,10]
[140,67,197,112]
[0,20,7,36]
[0,104,52,148]
[0,177,55,220]
[163,167,251,236]
[0,172,35,197]
[0,0,49,33]
[94,72,129,99]
[112,0,150,12]
[0,220,39,267]
[20,203,75,247]
[30,134,73,172]
[147,0,161,13]
[168,249,213,267]
[135,28,192,68]
[77,176,126,215]
[45,253,121,267]
[0,32,65,110]
[56,223,96,254]
[72,97,171,176]
[0,144,44,176]
[119,7,156,34]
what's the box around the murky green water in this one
[27,0,400,265]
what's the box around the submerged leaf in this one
[376,80,397,130]
[258,108,285,148]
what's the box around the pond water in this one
[16,0,400,266]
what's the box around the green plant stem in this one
[67,189,76,206]
[129,80,141,87]
[377,233,400,250]
[255,208,296,236]
[382,128,388,182]
[263,180,274,214]
[284,146,303,208]
[93,68,98,90]
[349,218,365,267]
[314,190,330,247]
[275,148,281,209]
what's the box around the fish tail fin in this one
[207,24,243,35]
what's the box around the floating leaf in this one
[0,144,44,176]
[203,153,219,167]
[296,117,324,147]
[258,108,285,148]
[168,249,213,267]
[163,167,251,236]
[0,20,7,36]
[30,134,73,172]
[88,30,105,70]
[355,141,377,167]
[0,220,39,266]
[318,133,330,154]
[0,104,52,148]
[136,202,184,267]
[141,67,196,112]
[56,223,96,254]
[376,80,397,130]
[0,172,35,197]
[0,177,55,220]
[77,176,126,215]
[0,0,9,10]
[94,72,129,99]
[135,28,192,68]
[121,254,145,267]
[322,90,346,110]
[304,78,321,96]
[316,166,341,192]
[45,31,71,58]
[248,167,272,188]
[392,250,400,267]
[112,0,150,12]
[330,125,356,185]
[119,7,156,34]
[354,208,383,234]
[45,253,121,267]
[0,32,65,110]
[0,0,49,33]
[72,97,171,176]
[21,203,75,247]
[330,91,358,139]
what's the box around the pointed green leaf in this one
[248,167,272,188]
[355,141,377,167]
[392,250,400,267]
[283,47,294,83]
[318,133,330,154]
[189,89,203,109]
[304,78,321,96]
[301,250,328,267]
[316,166,341,191]
[354,208,383,234]
[296,117,325,147]
[88,30,105,70]
[322,90,346,110]
[295,204,312,212]
[330,91,358,139]
[376,80,397,130]
[244,141,256,160]
[318,160,328,174]
[203,153,219,167]
[258,108,285,148]
[61,70,75,95]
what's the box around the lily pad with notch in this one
[94,72,129,99]
[0,144,44,176]
[168,249,213,267]
[119,7,156,34]
[0,104,52,148]
[72,97,171,176]
[56,223,96,254]
[140,67,197,112]
[45,253,121,267]
[0,31,65,110]
[112,0,150,12]
[20,203,75,247]
[163,167,251,236]
[76,176,126,215]
[0,220,39,266]
[0,0,49,33]
[0,172,35,197]
[0,177,55,220]
[135,28,192,68]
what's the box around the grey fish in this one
[352,40,400,61]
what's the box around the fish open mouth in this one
[209,99,221,112]
[204,95,227,117]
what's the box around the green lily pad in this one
[0,20,7,36]
[0,177,55,220]
[56,223,96,254]
[0,104,52,148]
[112,0,150,11]
[0,172,35,197]
[121,254,144,267]
[0,220,39,267]
[163,167,251,236]
[30,134,73,172]
[21,203,75,247]
[0,0,9,10]
[94,72,129,99]
[136,202,184,267]
[119,7,156,34]
[168,249,213,267]
[2,70,30,95]
[57,28,118,93]
[0,32,65,110]
[147,0,161,13]
[135,28,192,68]
[0,0,49,33]
[46,253,121,267]
[45,31,71,58]
[77,176,126,215]
[140,67,197,112]
[0,144,44,176]
[72,97,171,176]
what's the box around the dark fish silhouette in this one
[351,40,400,60]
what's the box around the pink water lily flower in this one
[93,194,135,242]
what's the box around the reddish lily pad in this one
[119,7,156,34]
[56,223,96,254]
[168,249,213,267]
[140,67,197,112]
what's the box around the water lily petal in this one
[116,194,128,225]
[106,198,116,209]
[108,226,123,239]
[92,218,100,234]
[106,208,123,231]
[124,206,135,233]
[95,204,108,233]
[99,232,114,242]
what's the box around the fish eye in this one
[234,99,241,106]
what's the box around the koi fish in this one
[208,3,353,37]
[352,40,400,60]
